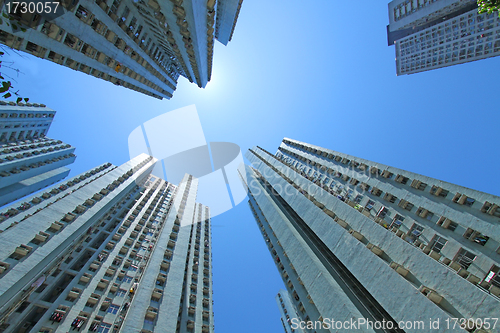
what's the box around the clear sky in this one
[3,1,500,332]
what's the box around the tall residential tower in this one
[0,102,76,208]
[387,0,500,75]
[0,0,244,99]
[0,154,214,333]
[244,138,500,332]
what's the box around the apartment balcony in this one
[86,293,100,306]
[34,232,49,243]
[67,288,80,300]
[202,298,210,308]
[93,193,103,201]
[89,262,100,271]
[0,261,10,274]
[74,205,87,214]
[188,307,196,315]
[161,260,170,270]
[79,273,92,284]
[164,250,173,259]
[14,244,32,257]
[49,221,64,231]
[110,283,119,293]
[62,213,75,222]
[145,306,158,319]
[152,288,163,301]
[97,279,109,289]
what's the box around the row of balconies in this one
[0,163,111,223]
[0,153,74,176]
[283,141,499,218]
[335,201,500,302]
[89,4,175,91]
[261,152,500,307]
[0,140,65,156]
[280,149,498,251]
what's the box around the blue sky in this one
[3,1,500,332]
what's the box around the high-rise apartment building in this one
[0,0,243,99]
[244,138,500,332]
[0,102,76,208]
[387,0,500,75]
[0,153,214,333]
[215,0,243,45]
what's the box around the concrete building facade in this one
[276,289,305,333]
[0,0,243,99]
[214,0,243,45]
[0,153,214,333]
[0,103,76,208]
[387,0,500,75]
[244,138,500,332]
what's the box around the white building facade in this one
[0,154,214,333]
[215,0,243,45]
[0,103,76,208]
[0,0,243,99]
[387,0,500,75]
[244,138,500,333]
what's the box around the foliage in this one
[478,0,500,17]
[0,10,29,101]
[0,48,29,102]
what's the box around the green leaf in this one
[12,24,17,30]
[2,13,8,19]
[3,92,11,98]
[0,81,11,93]
[24,98,29,102]
[0,52,4,56]
[20,28,26,32]
[16,97,22,103]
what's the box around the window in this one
[383,193,397,204]
[116,289,126,297]
[123,275,132,283]
[485,265,500,288]
[395,174,409,184]
[365,200,375,210]
[447,221,458,232]
[98,323,112,333]
[377,206,389,218]
[455,248,476,270]
[429,235,448,253]
[410,179,427,191]
[108,304,119,314]
[390,214,404,229]
[409,224,424,237]
[452,193,476,207]
[463,228,489,246]
[398,199,414,211]
[416,207,432,219]
[430,186,448,198]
